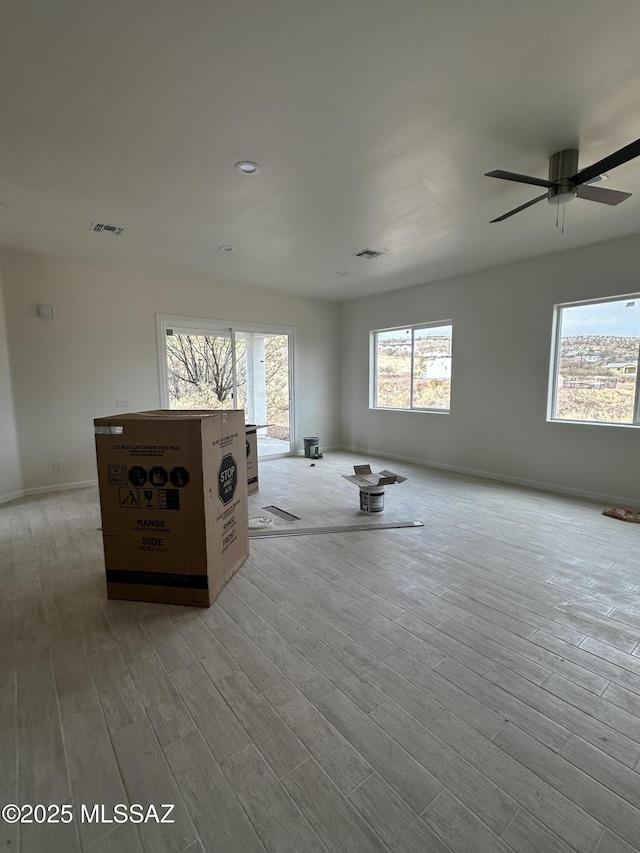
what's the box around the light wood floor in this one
[2,451,640,853]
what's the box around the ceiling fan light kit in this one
[486,138,640,222]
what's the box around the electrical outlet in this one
[497,451,504,462]
[116,399,131,409]
[53,460,63,470]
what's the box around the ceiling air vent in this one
[91,222,125,237]
[353,248,385,259]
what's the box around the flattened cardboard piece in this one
[342,464,408,490]
[94,409,249,607]
[245,424,272,495]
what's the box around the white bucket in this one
[360,487,385,513]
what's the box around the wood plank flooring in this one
[1,450,640,852]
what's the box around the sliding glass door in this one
[158,316,293,458]
[234,331,291,455]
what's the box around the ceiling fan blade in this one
[490,192,549,223]
[569,138,640,186]
[485,169,554,189]
[576,184,632,205]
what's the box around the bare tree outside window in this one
[263,335,290,440]
[166,331,290,441]
[166,333,246,409]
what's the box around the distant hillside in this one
[560,335,638,365]
[379,335,451,356]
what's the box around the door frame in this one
[156,314,296,456]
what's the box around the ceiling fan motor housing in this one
[548,148,579,205]
[486,136,638,221]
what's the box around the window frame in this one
[548,293,640,427]
[370,320,453,413]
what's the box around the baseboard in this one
[0,489,25,506]
[21,479,98,498]
[340,444,636,507]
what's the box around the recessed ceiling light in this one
[336,271,350,276]
[218,245,236,252]
[234,161,260,175]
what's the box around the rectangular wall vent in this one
[353,248,385,259]
[91,222,125,236]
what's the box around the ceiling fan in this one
[485,138,640,223]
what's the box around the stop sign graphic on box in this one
[218,454,238,505]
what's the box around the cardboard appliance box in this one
[94,409,249,607]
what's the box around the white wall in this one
[0,249,341,492]
[6,234,640,504]
[341,233,640,504]
[0,260,22,502]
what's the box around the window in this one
[371,322,452,412]
[156,315,295,457]
[549,294,640,425]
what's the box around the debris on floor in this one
[248,516,273,529]
[602,505,640,523]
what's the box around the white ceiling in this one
[2,0,640,301]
